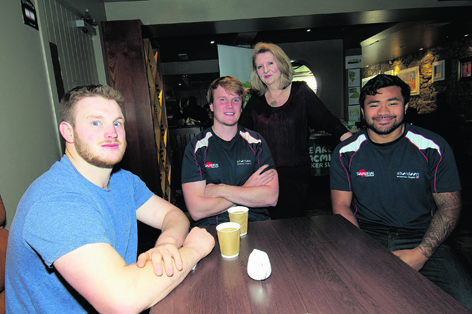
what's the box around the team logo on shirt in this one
[205,162,219,169]
[397,171,420,179]
[357,169,374,177]
[237,159,252,166]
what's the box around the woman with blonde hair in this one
[239,42,351,219]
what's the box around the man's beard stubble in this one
[73,130,126,169]
[365,114,405,135]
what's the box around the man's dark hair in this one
[359,74,411,109]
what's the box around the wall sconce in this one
[76,19,96,35]
[76,9,96,35]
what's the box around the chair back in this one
[169,126,203,190]
[0,196,5,228]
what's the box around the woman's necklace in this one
[268,89,284,107]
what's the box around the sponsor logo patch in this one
[357,169,374,177]
[397,171,420,179]
[237,159,252,166]
[205,162,219,169]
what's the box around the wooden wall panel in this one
[102,20,161,196]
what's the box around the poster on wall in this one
[348,86,360,104]
[348,105,361,122]
[345,55,363,69]
[347,69,360,86]
[21,0,39,30]
[308,136,333,177]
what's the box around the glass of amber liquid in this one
[216,222,241,258]
[228,206,249,236]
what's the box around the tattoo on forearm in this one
[418,192,461,259]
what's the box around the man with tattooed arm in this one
[330,74,472,309]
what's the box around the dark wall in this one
[168,39,346,120]
[279,40,345,119]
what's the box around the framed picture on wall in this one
[432,60,445,82]
[348,86,360,104]
[458,57,472,82]
[347,69,360,86]
[397,67,420,95]
[345,55,363,69]
[348,105,361,122]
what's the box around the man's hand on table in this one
[136,227,215,277]
[137,242,182,277]
[392,247,428,271]
[182,227,215,260]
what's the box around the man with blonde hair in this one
[182,76,279,226]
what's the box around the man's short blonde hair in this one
[206,76,247,105]
[60,85,124,126]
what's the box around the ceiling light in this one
[306,29,311,32]
[210,40,215,44]
[419,48,424,50]
[465,34,469,37]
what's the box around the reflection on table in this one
[151,215,469,313]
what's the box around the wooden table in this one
[151,215,469,313]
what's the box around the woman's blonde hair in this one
[250,42,294,96]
